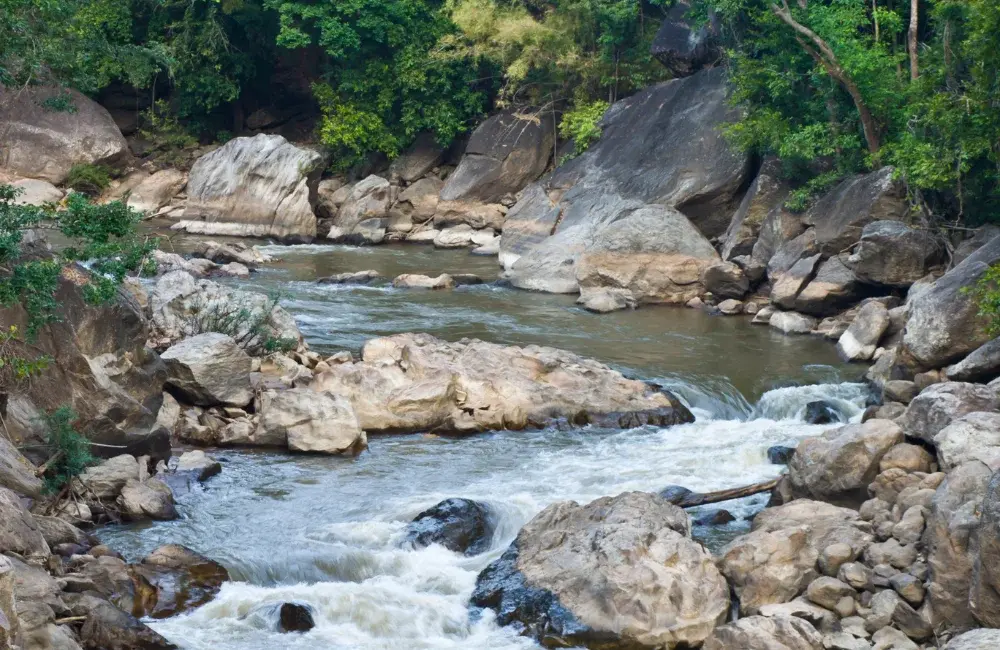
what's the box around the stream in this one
[99,241,870,650]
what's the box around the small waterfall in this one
[751,382,871,423]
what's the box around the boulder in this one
[837,301,890,362]
[126,169,186,213]
[433,224,480,248]
[701,261,749,299]
[0,434,43,497]
[768,446,796,465]
[0,556,18,649]
[0,86,129,184]
[318,270,382,285]
[10,178,63,206]
[80,599,177,650]
[392,177,442,223]
[472,492,728,649]
[0,268,167,458]
[848,220,944,287]
[148,271,301,348]
[391,273,455,290]
[0,487,49,556]
[404,498,495,555]
[881,444,935,474]
[76,455,140,500]
[649,0,722,77]
[923,461,993,631]
[792,256,863,316]
[971,469,1000,626]
[801,168,908,257]
[117,478,177,521]
[945,629,1000,649]
[388,132,444,182]
[753,204,805,270]
[769,311,818,335]
[771,254,823,309]
[573,205,721,306]
[702,615,823,650]
[440,112,553,204]
[804,400,843,424]
[181,134,323,241]
[935,412,1000,472]
[278,602,315,633]
[161,333,252,407]
[255,388,366,454]
[898,382,1000,445]
[767,229,818,281]
[902,235,1000,369]
[189,240,271,268]
[326,175,391,244]
[788,419,904,505]
[502,68,750,293]
[946,338,1000,383]
[132,544,229,619]
[311,333,693,435]
[315,178,348,219]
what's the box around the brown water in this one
[100,238,868,650]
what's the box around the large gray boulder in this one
[502,68,750,294]
[902,235,1000,370]
[946,629,1000,649]
[801,168,908,257]
[161,333,253,407]
[326,174,391,244]
[311,333,692,435]
[76,454,140,500]
[255,389,366,454]
[0,86,129,184]
[946,338,1000,383]
[702,615,822,650]
[788,419,904,505]
[721,158,789,260]
[898,382,1000,445]
[0,434,43,497]
[471,492,729,649]
[388,132,444,183]
[935,412,1000,472]
[9,178,64,206]
[179,134,323,241]
[923,461,993,631]
[848,220,944,288]
[791,256,863,316]
[972,469,1000,627]
[0,487,49,557]
[126,169,186,214]
[440,112,553,204]
[650,0,722,77]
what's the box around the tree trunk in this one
[873,0,880,43]
[771,0,882,154]
[665,478,781,508]
[909,0,919,80]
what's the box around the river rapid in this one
[99,241,870,650]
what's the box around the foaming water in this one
[115,236,872,648]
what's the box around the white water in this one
[103,380,870,650]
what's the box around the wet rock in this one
[180,134,322,241]
[946,338,1000,383]
[311,333,692,435]
[789,420,903,505]
[472,492,727,649]
[0,487,49,557]
[174,450,222,481]
[161,333,253,407]
[0,86,129,184]
[404,498,495,555]
[898,382,1000,444]
[768,446,796,465]
[132,545,229,619]
[702,615,823,650]
[278,602,315,633]
[902,235,1000,369]
[392,273,455,290]
[117,478,177,521]
[770,311,818,335]
[838,302,890,362]
[848,220,944,288]
[923,461,992,630]
[255,388,366,454]
[579,288,633,313]
[804,400,842,425]
[694,509,735,526]
[80,599,177,649]
[190,240,272,268]
[717,299,743,315]
[659,485,695,504]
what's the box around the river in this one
[99,241,870,650]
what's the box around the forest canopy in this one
[1,0,998,221]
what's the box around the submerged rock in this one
[803,400,843,425]
[311,333,693,435]
[472,492,728,649]
[318,270,382,285]
[279,602,316,633]
[768,446,796,465]
[404,498,495,555]
[132,545,229,619]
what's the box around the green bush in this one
[968,263,1000,336]
[139,100,199,165]
[66,164,111,197]
[192,293,297,356]
[559,100,609,163]
[39,91,78,113]
[41,406,95,493]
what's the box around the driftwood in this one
[666,478,780,508]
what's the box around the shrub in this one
[558,100,609,163]
[968,263,1000,336]
[192,293,297,356]
[41,406,95,493]
[39,91,78,113]
[139,100,199,165]
[66,164,112,197]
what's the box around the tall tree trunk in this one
[909,0,919,80]
[873,0,880,43]
[771,0,882,154]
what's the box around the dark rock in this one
[804,401,843,425]
[279,602,316,633]
[131,544,229,619]
[946,338,1000,383]
[388,132,444,183]
[793,255,865,317]
[80,599,177,649]
[405,498,495,556]
[451,273,486,286]
[848,220,945,288]
[701,261,749,299]
[695,509,736,526]
[317,270,383,285]
[659,485,695,504]
[767,446,796,465]
[650,0,722,76]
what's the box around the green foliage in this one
[784,171,844,213]
[968,263,1000,337]
[139,100,200,165]
[192,293,297,356]
[39,91,78,113]
[40,406,95,494]
[559,100,609,162]
[65,164,112,197]
[0,326,51,393]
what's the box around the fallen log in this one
[661,477,780,508]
